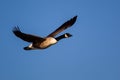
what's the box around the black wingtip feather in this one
[70,15,77,25]
[12,26,23,37]
[62,15,77,29]
[13,26,20,32]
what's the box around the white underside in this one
[40,37,57,48]
[28,37,57,49]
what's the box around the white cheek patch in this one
[65,34,69,38]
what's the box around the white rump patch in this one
[28,43,33,48]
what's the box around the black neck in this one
[55,33,72,41]
[55,34,66,41]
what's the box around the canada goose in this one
[13,16,77,50]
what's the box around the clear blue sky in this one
[0,0,120,80]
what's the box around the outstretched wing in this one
[12,27,44,42]
[47,16,77,37]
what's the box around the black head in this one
[64,33,72,38]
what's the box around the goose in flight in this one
[13,16,77,50]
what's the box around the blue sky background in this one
[0,0,120,80]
